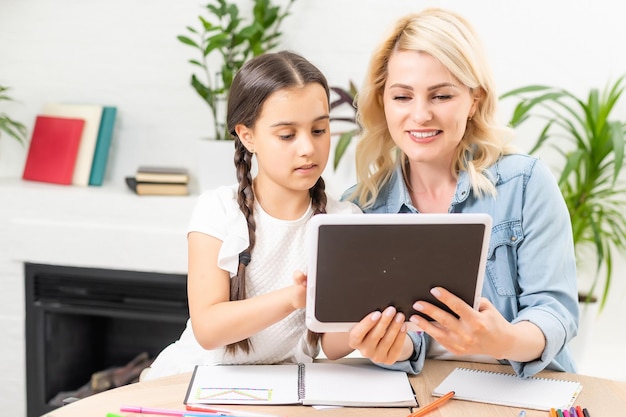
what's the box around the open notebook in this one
[184,362,417,408]
[432,367,582,411]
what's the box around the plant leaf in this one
[334,131,356,170]
[501,75,626,308]
[177,35,199,48]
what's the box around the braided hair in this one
[225,51,329,355]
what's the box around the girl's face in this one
[383,50,478,168]
[238,83,330,193]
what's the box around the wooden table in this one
[43,359,626,417]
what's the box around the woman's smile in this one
[408,129,441,143]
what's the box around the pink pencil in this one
[120,406,219,416]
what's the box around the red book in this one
[22,115,85,185]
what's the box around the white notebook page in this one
[186,364,299,405]
[303,362,417,407]
[432,367,582,411]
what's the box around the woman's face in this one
[236,83,330,193]
[383,50,477,167]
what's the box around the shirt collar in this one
[375,156,500,213]
[376,163,415,213]
[453,170,472,206]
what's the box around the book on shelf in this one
[184,362,417,408]
[42,103,104,186]
[135,166,190,183]
[125,177,189,196]
[89,106,117,186]
[22,115,85,185]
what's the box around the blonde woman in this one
[321,8,578,378]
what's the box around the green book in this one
[89,106,117,186]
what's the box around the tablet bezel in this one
[305,213,492,333]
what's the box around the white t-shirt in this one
[145,185,361,380]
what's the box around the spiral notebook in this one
[184,362,417,407]
[432,367,582,411]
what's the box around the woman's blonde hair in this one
[352,8,516,208]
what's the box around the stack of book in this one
[22,103,117,186]
[125,166,190,196]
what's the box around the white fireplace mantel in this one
[0,178,198,416]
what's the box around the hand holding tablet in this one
[305,213,492,333]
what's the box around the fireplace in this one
[24,262,188,417]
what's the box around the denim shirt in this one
[343,154,579,378]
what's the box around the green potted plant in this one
[0,85,28,146]
[500,76,626,311]
[329,81,360,170]
[178,0,297,140]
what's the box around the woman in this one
[321,8,579,378]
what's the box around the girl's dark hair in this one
[225,51,329,355]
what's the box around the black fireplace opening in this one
[25,262,189,417]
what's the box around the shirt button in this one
[511,236,517,241]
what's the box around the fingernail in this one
[430,287,441,297]
[371,311,382,321]
[410,316,420,325]
[394,313,404,323]
[384,306,396,317]
[400,323,407,332]
[413,302,424,311]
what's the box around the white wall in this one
[3,0,626,182]
[1,0,626,411]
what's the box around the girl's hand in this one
[347,306,413,365]
[409,287,518,360]
[290,270,308,310]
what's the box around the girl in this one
[145,51,360,379]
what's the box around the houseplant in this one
[0,85,28,146]
[329,81,360,170]
[178,0,297,140]
[500,76,626,311]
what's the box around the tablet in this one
[305,213,492,332]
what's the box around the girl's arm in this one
[187,231,306,350]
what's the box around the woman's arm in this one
[408,159,578,376]
[187,231,306,350]
[410,290,546,362]
[507,159,579,374]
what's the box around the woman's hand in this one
[347,306,413,365]
[409,287,544,362]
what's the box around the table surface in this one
[43,359,626,417]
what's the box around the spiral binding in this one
[297,363,306,401]
[460,368,565,383]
